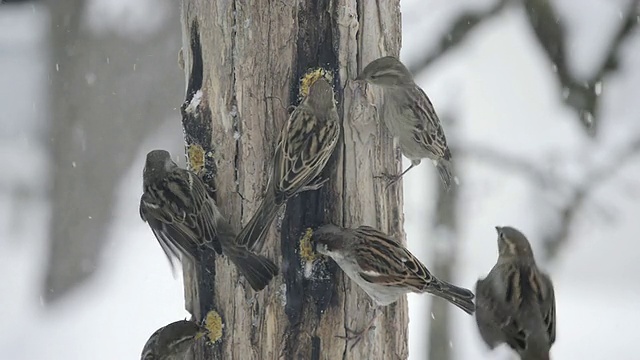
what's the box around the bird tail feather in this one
[436,158,455,190]
[428,279,475,315]
[223,244,278,291]
[236,190,281,252]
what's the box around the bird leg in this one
[336,309,378,350]
[375,164,416,190]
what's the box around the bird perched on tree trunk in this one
[356,56,454,190]
[313,224,475,348]
[475,226,556,360]
[141,320,205,360]
[140,149,278,291]
[236,77,340,252]
[313,224,475,312]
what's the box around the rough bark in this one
[45,0,183,302]
[179,0,407,359]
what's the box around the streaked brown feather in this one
[352,226,432,291]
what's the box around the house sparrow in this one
[356,56,454,189]
[141,320,204,360]
[140,150,278,291]
[475,226,556,360]
[236,78,340,252]
[313,224,474,312]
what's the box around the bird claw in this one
[299,177,329,192]
[336,319,377,350]
[374,172,401,191]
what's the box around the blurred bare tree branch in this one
[453,144,560,187]
[409,0,640,136]
[454,133,640,262]
[523,0,640,135]
[541,135,640,259]
[407,0,513,74]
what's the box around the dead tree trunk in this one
[178,1,406,359]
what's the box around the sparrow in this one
[236,77,340,251]
[141,320,205,360]
[140,149,278,291]
[313,224,475,312]
[475,226,556,360]
[357,56,454,189]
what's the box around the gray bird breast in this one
[328,250,406,306]
[381,89,433,162]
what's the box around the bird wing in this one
[539,272,557,345]
[273,104,339,199]
[352,226,432,291]
[405,86,450,160]
[475,278,507,348]
[479,267,529,352]
[517,265,556,347]
[141,170,222,257]
[186,170,223,253]
[140,192,195,270]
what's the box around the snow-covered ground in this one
[1,1,639,359]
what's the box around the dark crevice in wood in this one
[230,0,242,224]
[355,0,363,72]
[311,336,321,360]
[180,18,222,360]
[186,19,204,103]
[181,20,217,189]
[281,0,341,357]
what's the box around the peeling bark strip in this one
[180,0,406,359]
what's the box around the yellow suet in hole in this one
[299,227,318,262]
[187,144,205,173]
[203,310,223,343]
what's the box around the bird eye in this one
[497,232,508,244]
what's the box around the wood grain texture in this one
[179,1,406,358]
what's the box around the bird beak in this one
[494,226,502,234]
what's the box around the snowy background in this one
[1,0,639,359]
